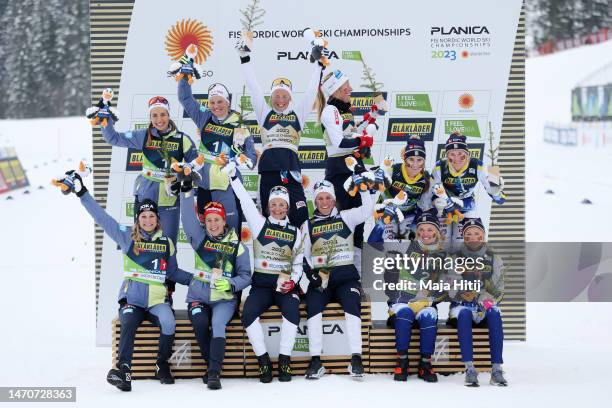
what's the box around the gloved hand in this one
[280,279,296,294]
[222,160,237,178]
[235,36,252,58]
[52,171,88,197]
[181,178,193,193]
[481,299,494,311]
[169,179,181,197]
[213,278,232,292]
[306,269,322,289]
[357,135,373,149]
[351,172,367,191]
[491,191,507,205]
[382,202,400,225]
[71,172,87,197]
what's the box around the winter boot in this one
[490,367,508,386]
[155,361,175,384]
[207,370,222,390]
[348,354,365,380]
[417,357,438,383]
[107,363,132,392]
[305,356,326,380]
[278,354,292,382]
[465,367,479,387]
[257,353,273,383]
[393,353,408,381]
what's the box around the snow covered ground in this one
[526,40,612,241]
[3,40,612,405]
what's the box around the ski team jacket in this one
[432,157,499,202]
[179,191,251,303]
[178,79,257,191]
[302,191,373,285]
[385,163,435,217]
[79,192,192,309]
[383,239,448,307]
[446,243,505,305]
[320,99,372,177]
[241,60,322,173]
[230,177,304,288]
[101,120,199,207]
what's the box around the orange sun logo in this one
[301,174,310,189]
[165,19,213,64]
[458,93,474,109]
[241,225,252,242]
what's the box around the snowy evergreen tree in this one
[529,0,612,48]
[0,0,89,119]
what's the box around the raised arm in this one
[79,191,132,252]
[181,132,200,162]
[179,191,207,249]
[296,63,323,126]
[341,190,374,232]
[240,60,271,126]
[241,133,258,166]
[101,120,146,149]
[230,176,265,235]
[178,77,213,130]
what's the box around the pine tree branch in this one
[240,0,265,32]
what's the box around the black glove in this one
[169,179,181,197]
[181,178,193,192]
[67,171,88,197]
[306,269,322,289]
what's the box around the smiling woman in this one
[236,30,323,229]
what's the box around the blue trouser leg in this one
[209,301,236,372]
[485,307,504,364]
[188,302,212,362]
[394,307,415,352]
[417,308,438,357]
[210,300,236,338]
[117,303,146,367]
[148,303,176,363]
[456,307,474,362]
[241,287,275,328]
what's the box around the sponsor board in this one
[443,118,483,138]
[298,146,327,169]
[260,320,349,357]
[350,92,389,116]
[394,93,434,113]
[441,91,491,115]
[125,148,143,171]
[386,118,436,142]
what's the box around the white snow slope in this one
[526,40,612,241]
